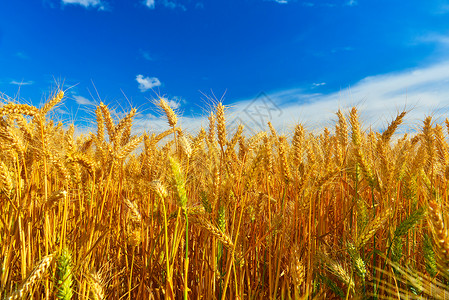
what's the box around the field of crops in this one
[1,89,449,299]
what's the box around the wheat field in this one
[1,89,449,299]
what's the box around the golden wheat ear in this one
[159,97,178,128]
[88,271,106,300]
[0,103,39,117]
[190,215,235,252]
[40,90,64,115]
[427,200,449,276]
[4,252,55,300]
[290,244,305,296]
[215,102,227,148]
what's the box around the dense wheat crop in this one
[3,89,449,299]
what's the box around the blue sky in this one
[2,0,449,133]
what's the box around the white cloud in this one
[218,60,449,134]
[131,112,204,136]
[10,80,33,85]
[417,33,449,46]
[136,75,161,92]
[166,97,183,109]
[274,0,289,3]
[312,82,326,87]
[143,0,186,10]
[143,0,155,9]
[55,108,70,115]
[301,2,339,8]
[61,0,105,9]
[162,0,186,10]
[114,60,449,137]
[73,95,95,106]
[168,100,179,109]
[162,0,176,8]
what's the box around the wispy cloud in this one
[132,60,449,136]
[117,61,449,137]
[312,82,326,88]
[302,1,353,8]
[61,0,105,10]
[212,60,449,135]
[285,62,449,130]
[143,0,155,9]
[55,108,70,115]
[417,33,449,46]
[85,62,449,138]
[10,80,33,85]
[143,0,186,10]
[168,100,179,109]
[273,0,289,3]
[73,95,95,106]
[166,96,186,109]
[136,75,161,92]
[161,0,186,10]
